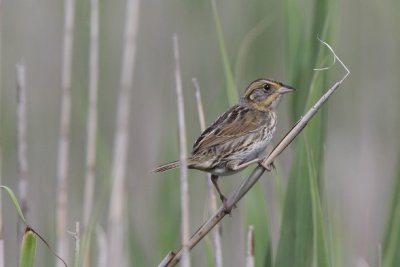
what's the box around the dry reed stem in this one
[83,0,99,228]
[0,2,3,265]
[107,0,139,266]
[56,0,75,264]
[96,225,107,267]
[173,34,191,267]
[245,225,255,267]
[82,1,99,265]
[67,222,80,265]
[192,77,222,267]
[159,40,349,267]
[0,152,3,267]
[16,63,29,247]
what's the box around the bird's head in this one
[241,78,295,111]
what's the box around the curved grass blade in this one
[0,185,26,223]
[0,185,68,267]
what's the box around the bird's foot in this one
[220,195,236,216]
[260,160,275,172]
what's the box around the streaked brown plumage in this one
[154,78,295,210]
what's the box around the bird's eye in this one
[263,84,270,91]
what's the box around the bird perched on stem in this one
[154,78,295,212]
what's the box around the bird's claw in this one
[261,160,275,171]
[220,195,236,216]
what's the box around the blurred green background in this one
[1,0,400,266]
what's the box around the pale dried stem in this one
[56,0,75,264]
[16,63,29,247]
[0,1,3,265]
[159,40,350,267]
[158,252,175,267]
[82,1,99,266]
[83,0,99,228]
[96,225,107,267]
[173,34,191,267]
[0,152,3,267]
[245,225,254,267]
[107,0,139,266]
[67,222,80,266]
[192,77,222,267]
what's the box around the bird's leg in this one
[229,158,275,172]
[229,158,262,171]
[211,174,226,203]
[211,174,232,214]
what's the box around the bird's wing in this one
[192,105,271,155]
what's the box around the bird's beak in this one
[277,84,296,94]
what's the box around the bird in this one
[153,78,295,212]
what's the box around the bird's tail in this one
[152,160,180,173]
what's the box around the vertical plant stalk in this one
[192,77,222,267]
[107,0,139,266]
[95,226,107,267]
[74,222,80,267]
[0,153,3,267]
[245,225,254,267]
[83,0,99,228]
[56,0,75,265]
[159,40,349,267]
[82,1,99,265]
[0,0,2,262]
[0,13,2,267]
[16,63,30,251]
[67,222,80,267]
[173,34,190,267]
[0,0,4,262]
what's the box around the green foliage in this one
[307,141,331,267]
[19,228,37,267]
[0,185,27,224]
[382,157,400,267]
[275,0,335,266]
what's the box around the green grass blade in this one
[210,0,238,105]
[382,156,400,267]
[284,0,309,120]
[19,227,37,267]
[274,65,332,267]
[274,143,313,267]
[0,185,26,223]
[307,140,330,267]
[275,0,335,263]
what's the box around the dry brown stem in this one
[173,34,191,267]
[107,0,139,266]
[245,225,255,267]
[56,0,75,264]
[192,77,223,267]
[16,63,29,247]
[83,0,99,228]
